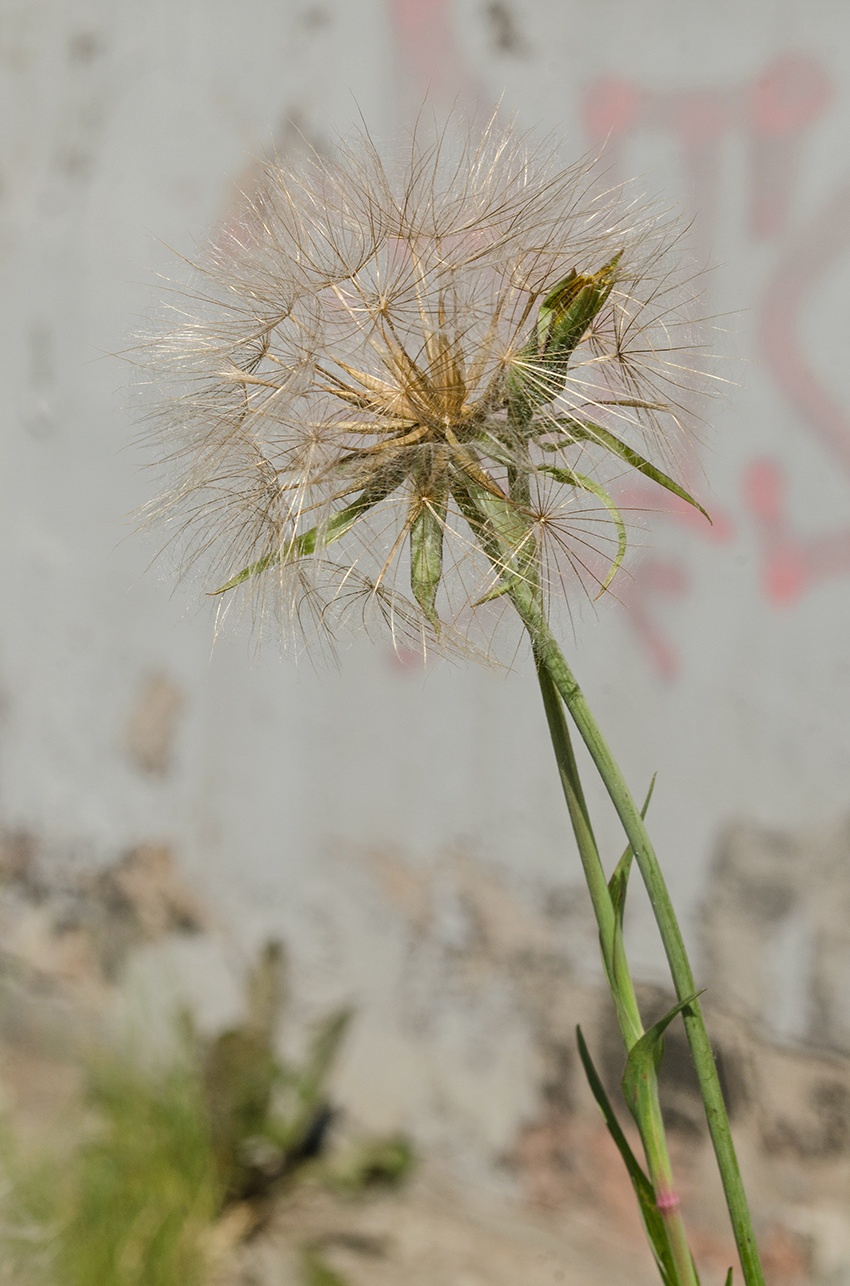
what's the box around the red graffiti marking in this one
[615,558,689,681]
[759,181,850,478]
[387,645,426,672]
[384,9,850,668]
[581,53,850,664]
[582,54,832,250]
[388,0,483,114]
[745,459,850,605]
[619,484,733,544]
[750,55,833,237]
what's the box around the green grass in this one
[0,943,414,1286]
[58,1054,220,1286]
[0,1042,221,1286]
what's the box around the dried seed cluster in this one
[142,117,707,658]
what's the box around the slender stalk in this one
[537,659,697,1286]
[451,474,763,1284]
[527,607,764,1286]
[536,660,641,1044]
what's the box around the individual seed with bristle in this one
[143,115,707,657]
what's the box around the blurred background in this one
[2,2,850,1283]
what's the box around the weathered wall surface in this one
[3,1,850,1278]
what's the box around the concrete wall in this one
[3,0,850,1211]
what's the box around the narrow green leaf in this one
[577,1027,653,1195]
[577,1027,676,1286]
[211,472,400,596]
[548,418,712,525]
[603,774,657,1051]
[622,993,703,1126]
[724,1269,733,1286]
[538,463,627,594]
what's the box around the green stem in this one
[447,444,761,1286]
[640,1106,699,1286]
[537,660,697,1286]
[536,660,642,1047]
[449,471,761,1282]
[526,606,764,1286]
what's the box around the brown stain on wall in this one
[0,830,206,991]
[363,823,850,1284]
[125,672,184,775]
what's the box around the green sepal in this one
[472,582,510,606]
[451,464,538,593]
[548,419,712,525]
[536,254,619,355]
[211,472,400,596]
[576,1026,676,1286]
[410,493,447,630]
[622,993,703,1128]
[538,463,627,594]
[506,256,620,411]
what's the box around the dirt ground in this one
[216,1166,662,1286]
[0,832,847,1286]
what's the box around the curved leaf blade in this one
[609,773,658,924]
[623,993,703,1126]
[211,473,400,596]
[547,419,712,525]
[538,463,627,594]
[577,1026,676,1286]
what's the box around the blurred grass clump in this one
[0,941,413,1286]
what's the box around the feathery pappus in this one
[141,114,710,659]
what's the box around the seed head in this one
[141,116,709,660]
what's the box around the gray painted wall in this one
[3,0,850,1165]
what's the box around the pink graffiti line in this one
[615,558,690,681]
[744,458,850,606]
[388,0,486,115]
[609,485,731,676]
[758,180,850,479]
[582,54,832,250]
[583,54,850,658]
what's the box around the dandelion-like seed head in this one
[142,115,709,660]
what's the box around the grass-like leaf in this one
[608,774,657,927]
[622,993,703,1127]
[576,1026,676,1286]
[58,1050,220,1286]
